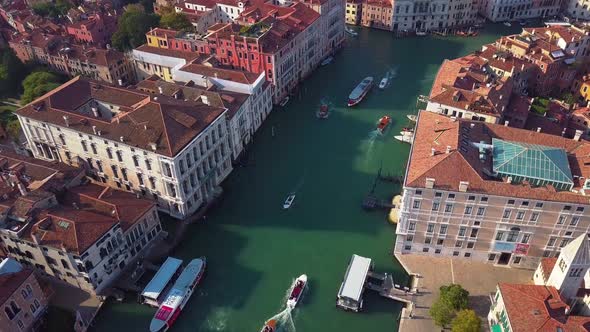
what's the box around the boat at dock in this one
[283,194,295,209]
[149,258,206,332]
[279,96,290,107]
[407,114,417,122]
[377,116,391,133]
[321,56,334,66]
[345,27,358,36]
[348,77,374,107]
[287,274,307,308]
[317,102,329,119]
[260,319,277,332]
[416,30,427,36]
[394,132,414,144]
[401,127,414,135]
[503,22,512,27]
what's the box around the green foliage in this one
[112,7,160,51]
[20,71,62,105]
[5,119,21,141]
[561,92,575,105]
[32,0,72,18]
[430,298,455,327]
[531,97,550,115]
[451,309,481,332]
[440,284,470,311]
[160,12,193,31]
[0,48,28,97]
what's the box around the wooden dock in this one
[366,271,416,312]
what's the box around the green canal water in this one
[92,24,519,332]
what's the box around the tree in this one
[0,48,28,97]
[451,309,481,332]
[430,298,455,327]
[20,71,62,104]
[32,0,72,18]
[160,12,193,31]
[440,284,469,311]
[112,7,160,51]
[5,120,21,141]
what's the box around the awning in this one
[491,324,502,332]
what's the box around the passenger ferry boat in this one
[287,274,307,308]
[377,116,391,133]
[149,258,206,332]
[260,319,277,332]
[348,77,374,107]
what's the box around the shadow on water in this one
[92,24,513,332]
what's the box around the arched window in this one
[4,306,14,320]
[30,304,36,313]
[21,289,27,299]
[25,285,32,296]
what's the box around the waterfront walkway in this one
[394,254,533,332]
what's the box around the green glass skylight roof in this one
[492,138,574,191]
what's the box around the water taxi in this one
[377,116,391,133]
[320,56,334,66]
[279,96,290,107]
[348,77,374,107]
[379,77,388,89]
[283,194,295,209]
[345,27,358,37]
[416,30,428,36]
[407,114,417,122]
[149,258,206,332]
[260,319,277,332]
[287,274,307,308]
[317,103,329,119]
[503,22,512,27]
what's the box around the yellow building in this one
[580,79,590,102]
[145,28,177,49]
[345,0,362,25]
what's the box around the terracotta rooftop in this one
[179,61,262,84]
[539,258,557,279]
[16,77,227,157]
[134,44,202,63]
[407,111,590,204]
[498,283,590,332]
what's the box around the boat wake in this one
[267,307,296,332]
[204,307,230,331]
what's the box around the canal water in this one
[92,24,519,332]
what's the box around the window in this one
[507,229,519,242]
[408,222,416,231]
[548,237,557,247]
[435,249,442,254]
[502,209,511,218]
[516,211,525,220]
[521,234,531,244]
[508,199,515,205]
[464,206,473,215]
[464,252,471,258]
[488,253,496,261]
[406,235,414,242]
[412,200,421,209]
[530,212,539,222]
[513,257,521,264]
[132,156,139,167]
[424,237,432,244]
[470,228,478,238]
[495,232,504,241]
[558,215,566,225]
[468,195,475,201]
[448,193,455,200]
[467,242,474,248]
[437,239,444,245]
[432,202,440,211]
[570,217,580,226]
[116,151,123,162]
[440,225,448,235]
[476,207,485,216]
[453,251,459,256]
[444,204,453,213]
[435,192,442,197]
[145,160,152,171]
[564,205,572,211]
[91,144,97,154]
[455,241,463,248]
[560,239,570,248]
[481,197,488,202]
[427,223,435,233]
[106,148,113,159]
[17,320,24,329]
[415,190,422,195]
[576,207,584,212]
[535,202,544,208]
[422,248,430,253]
[458,227,466,237]
[81,140,88,152]
[558,258,567,272]
[521,201,529,207]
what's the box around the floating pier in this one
[362,194,395,210]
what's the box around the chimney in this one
[17,182,27,196]
[150,143,157,151]
[97,130,102,136]
[120,136,124,142]
[431,148,436,156]
[504,120,509,127]
[425,178,435,189]
[63,115,70,127]
[574,129,583,141]
[72,202,79,209]
[92,126,97,134]
[201,95,209,105]
[459,181,469,192]
[158,86,164,94]
[507,176,513,184]
[537,127,541,132]
[562,128,567,136]
[446,145,452,154]
[91,106,99,117]
[117,78,122,86]
[31,232,39,245]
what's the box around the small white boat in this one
[345,27,358,36]
[279,96,289,107]
[407,114,417,122]
[320,56,334,66]
[379,77,388,89]
[287,274,307,308]
[395,134,414,144]
[503,22,512,27]
[283,194,295,209]
[416,30,428,36]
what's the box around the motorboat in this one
[279,96,290,107]
[348,77,374,107]
[317,102,329,119]
[407,114,417,122]
[345,27,358,37]
[394,134,414,144]
[416,30,428,36]
[260,319,277,332]
[283,194,295,209]
[287,274,307,308]
[149,258,206,332]
[503,22,512,27]
[320,56,334,66]
[377,116,391,133]
[401,127,414,135]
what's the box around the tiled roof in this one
[499,283,590,331]
[406,111,590,204]
[134,44,202,62]
[539,258,557,279]
[16,77,227,157]
[179,61,261,84]
[0,268,32,306]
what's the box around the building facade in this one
[479,0,561,22]
[361,0,393,31]
[394,111,590,270]
[345,0,362,25]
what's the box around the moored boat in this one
[283,194,295,209]
[503,22,512,27]
[345,27,358,36]
[416,30,428,36]
[394,134,414,144]
[401,127,414,134]
[379,77,388,89]
[279,96,290,107]
[149,258,206,332]
[348,77,374,107]
[260,319,277,332]
[377,116,391,133]
[317,102,329,119]
[407,114,417,122]
[287,274,307,308]
[320,56,334,66]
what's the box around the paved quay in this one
[395,254,533,332]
